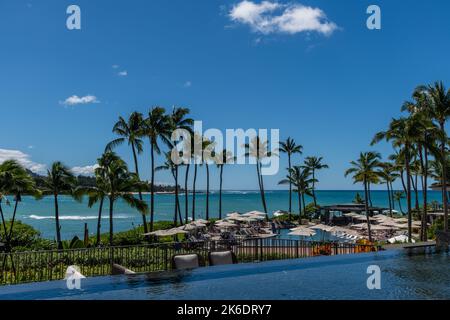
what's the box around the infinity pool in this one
[1,249,449,300]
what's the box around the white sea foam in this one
[28,214,129,220]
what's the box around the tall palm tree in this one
[421,81,450,232]
[74,154,117,246]
[42,162,77,249]
[95,152,147,246]
[144,107,172,231]
[279,166,313,221]
[169,107,193,224]
[378,162,397,217]
[372,116,424,242]
[191,133,203,221]
[345,152,381,243]
[303,156,328,207]
[156,152,183,225]
[279,138,303,215]
[106,112,148,233]
[215,149,236,219]
[244,136,274,214]
[202,138,214,220]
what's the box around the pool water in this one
[0,249,449,300]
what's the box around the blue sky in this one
[0,0,449,190]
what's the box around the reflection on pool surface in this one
[0,249,449,300]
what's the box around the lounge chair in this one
[111,263,136,275]
[208,250,238,266]
[171,253,205,270]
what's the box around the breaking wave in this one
[28,214,130,220]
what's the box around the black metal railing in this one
[0,239,380,285]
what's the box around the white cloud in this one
[117,70,128,77]
[70,164,99,176]
[60,95,100,106]
[112,64,119,69]
[229,1,337,36]
[183,81,192,88]
[0,149,46,174]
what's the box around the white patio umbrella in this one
[288,228,316,237]
[310,224,334,232]
[144,228,188,237]
[245,210,266,216]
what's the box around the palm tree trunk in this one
[131,142,148,234]
[390,182,395,211]
[206,163,210,220]
[173,169,178,225]
[367,183,373,207]
[400,170,407,194]
[440,121,448,232]
[297,191,302,222]
[386,182,392,217]
[184,164,190,224]
[6,197,20,242]
[412,173,420,213]
[0,201,8,239]
[219,165,224,219]
[363,180,372,243]
[288,155,292,215]
[109,197,114,247]
[398,198,404,214]
[150,141,155,232]
[405,147,413,242]
[54,193,62,249]
[422,146,428,241]
[96,197,104,245]
[259,162,268,213]
[192,163,197,221]
[312,170,317,207]
[301,193,306,216]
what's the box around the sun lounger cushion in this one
[172,254,200,270]
[112,263,136,275]
[208,251,237,266]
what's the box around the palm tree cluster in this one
[278,137,328,221]
[347,81,449,243]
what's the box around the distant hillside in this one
[26,170,179,192]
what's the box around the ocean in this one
[0,190,444,240]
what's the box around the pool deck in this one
[383,241,436,250]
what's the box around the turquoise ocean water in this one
[0,190,444,240]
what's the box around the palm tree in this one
[169,107,193,224]
[393,191,406,214]
[74,154,115,246]
[202,138,214,220]
[303,156,328,207]
[191,133,203,221]
[244,136,274,214]
[42,162,77,249]
[144,107,172,231]
[156,152,183,225]
[215,149,236,219]
[0,160,41,252]
[372,117,424,242]
[345,152,381,242]
[279,166,313,221]
[421,81,450,232]
[95,152,147,246]
[106,112,148,233]
[378,162,397,217]
[279,138,303,214]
